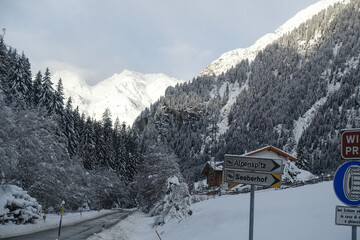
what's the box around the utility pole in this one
[210,120,218,191]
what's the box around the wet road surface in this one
[2,210,130,240]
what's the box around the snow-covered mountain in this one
[200,0,349,76]
[52,70,183,125]
[135,0,360,180]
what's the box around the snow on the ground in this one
[0,209,116,238]
[87,212,151,240]
[88,181,351,240]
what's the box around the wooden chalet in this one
[200,160,223,187]
[200,145,297,188]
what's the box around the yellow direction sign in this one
[224,170,281,188]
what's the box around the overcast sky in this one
[0,0,319,85]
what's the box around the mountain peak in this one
[55,70,183,125]
[200,0,349,77]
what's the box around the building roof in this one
[243,145,296,161]
[201,160,224,176]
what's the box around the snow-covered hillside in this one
[87,181,349,240]
[200,0,349,77]
[52,70,183,125]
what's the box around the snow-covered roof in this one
[207,160,224,171]
[201,161,224,175]
[243,145,296,161]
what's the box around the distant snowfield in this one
[88,181,350,240]
[52,69,183,125]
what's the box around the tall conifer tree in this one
[39,68,54,114]
[32,71,42,106]
[53,78,65,116]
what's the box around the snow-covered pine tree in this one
[295,142,310,171]
[112,117,126,175]
[53,78,65,116]
[101,108,115,169]
[0,36,9,92]
[32,71,42,106]
[7,53,32,104]
[72,106,82,155]
[0,185,42,224]
[135,143,190,225]
[39,68,54,114]
[79,117,97,170]
[94,120,106,167]
[63,97,77,157]
[20,52,32,104]
[123,125,141,181]
[152,175,191,226]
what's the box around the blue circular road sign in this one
[334,161,360,206]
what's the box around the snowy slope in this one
[52,70,183,125]
[88,181,349,240]
[291,82,341,155]
[200,0,349,76]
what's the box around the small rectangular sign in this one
[224,170,281,188]
[335,206,360,226]
[341,129,360,160]
[224,155,283,174]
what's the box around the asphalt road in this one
[2,210,130,240]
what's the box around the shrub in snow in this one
[190,194,208,204]
[150,176,191,226]
[193,179,208,192]
[78,196,90,212]
[134,143,191,225]
[0,185,41,224]
[282,160,316,183]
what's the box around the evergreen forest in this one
[134,0,360,185]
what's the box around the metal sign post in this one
[249,185,255,240]
[223,155,283,240]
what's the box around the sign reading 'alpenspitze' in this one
[224,155,282,174]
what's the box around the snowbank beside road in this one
[87,212,152,240]
[87,181,351,240]
[0,209,116,238]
